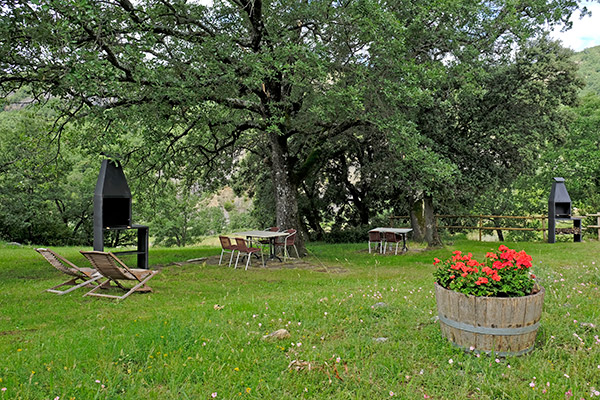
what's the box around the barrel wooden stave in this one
[435,284,544,356]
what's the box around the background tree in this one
[1,0,388,252]
[0,0,588,248]
[538,92,600,213]
[571,45,600,96]
[0,95,96,244]
[389,37,582,245]
[137,181,226,247]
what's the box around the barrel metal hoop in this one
[438,314,540,336]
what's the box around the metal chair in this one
[368,231,383,254]
[383,231,402,255]
[234,237,264,270]
[218,236,238,267]
[258,227,280,250]
[274,229,299,261]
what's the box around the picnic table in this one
[369,227,413,253]
[234,230,289,262]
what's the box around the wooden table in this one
[234,230,290,262]
[369,227,413,253]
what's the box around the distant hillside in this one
[572,45,600,96]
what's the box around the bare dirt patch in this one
[158,255,347,273]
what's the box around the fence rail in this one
[389,214,548,241]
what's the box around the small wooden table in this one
[234,230,290,262]
[369,227,413,253]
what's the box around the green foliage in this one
[0,97,96,245]
[222,201,234,213]
[536,92,600,213]
[571,45,600,96]
[324,225,370,244]
[0,0,588,245]
[138,182,225,247]
[415,39,580,207]
[227,209,258,232]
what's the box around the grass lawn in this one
[0,238,599,399]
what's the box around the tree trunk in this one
[494,218,504,242]
[409,195,425,242]
[269,134,305,255]
[339,155,370,225]
[111,230,120,247]
[423,195,442,247]
[409,194,442,247]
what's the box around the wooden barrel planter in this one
[435,283,545,356]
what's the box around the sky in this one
[550,1,600,51]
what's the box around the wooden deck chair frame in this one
[36,248,103,295]
[80,251,159,300]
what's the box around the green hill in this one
[572,45,600,96]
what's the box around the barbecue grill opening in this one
[554,203,571,218]
[101,198,131,228]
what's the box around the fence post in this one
[542,217,546,242]
[479,216,482,241]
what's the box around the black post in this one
[137,226,149,269]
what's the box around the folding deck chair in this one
[80,251,159,300]
[36,248,103,295]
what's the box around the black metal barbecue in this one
[93,159,149,268]
[547,177,581,243]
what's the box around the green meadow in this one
[1,239,599,399]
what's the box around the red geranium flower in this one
[433,244,535,297]
[467,259,479,267]
[475,277,488,285]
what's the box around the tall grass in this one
[0,239,599,399]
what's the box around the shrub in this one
[324,225,369,244]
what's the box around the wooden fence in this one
[389,214,548,241]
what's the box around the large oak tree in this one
[0,0,586,247]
